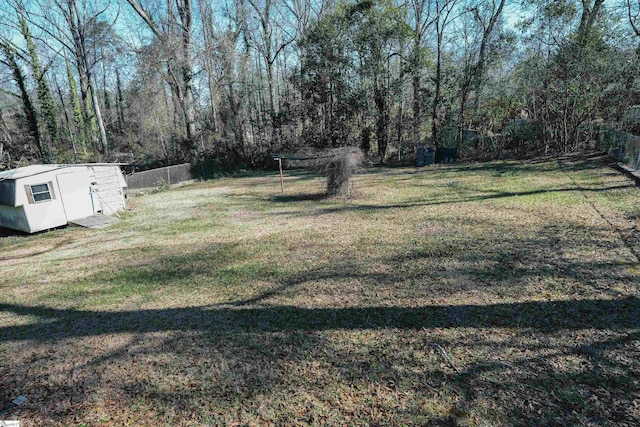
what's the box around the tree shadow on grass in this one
[270,193,327,203]
[265,183,633,220]
[1,297,638,343]
[2,245,639,425]
[2,296,638,425]
[249,154,634,219]
[435,153,609,176]
[433,160,559,177]
[2,162,640,424]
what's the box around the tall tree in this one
[408,0,433,146]
[56,0,110,154]
[430,0,459,147]
[352,0,409,160]
[0,40,44,160]
[457,0,506,148]
[198,0,220,134]
[124,0,198,155]
[19,14,58,162]
[65,56,86,154]
[246,0,296,151]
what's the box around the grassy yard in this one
[1,154,639,426]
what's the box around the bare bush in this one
[319,147,363,197]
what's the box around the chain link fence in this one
[600,128,640,171]
[125,163,196,190]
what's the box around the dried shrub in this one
[319,147,363,197]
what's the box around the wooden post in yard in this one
[278,158,284,194]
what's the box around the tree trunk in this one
[397,97,404,162]
[66,57,86,155]
[177,0,197,153]
[374,73,388,161]
[577,0,605,46]
[471,0,506,116]
[55,79,78,163]
[115,68,125,133]
[62,0,110,154]
[20,15,57,162]
[200,0,218,133]
[125,0,198,155]
[458,85,469,150]
[431,31,443,147]
[89,76,108,154]
[1,42,43,160]
[410,0,431,147]
[266,59,279,150]
[413,71,421,145]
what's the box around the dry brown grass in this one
[1,154,639,426]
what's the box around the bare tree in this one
[457,0,506,148]
[124,0,197,154]
[57,0,110,153]
[246,0,296,151]
[198,0,220,134]
[0,40,44,160]
[628,0,640,36]
[408,0,433,146]
[13,0,114,155]
[430,0,459,147]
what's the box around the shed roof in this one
[0,165,63,181]
[0,163,125,181]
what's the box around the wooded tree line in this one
[0,0,638,169]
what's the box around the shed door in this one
[56,172,94,221]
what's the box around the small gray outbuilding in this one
[0,163,127,233]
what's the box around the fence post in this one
[617,132,624,162]
[278,158,284,194]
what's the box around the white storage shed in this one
[0,164,127,233]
